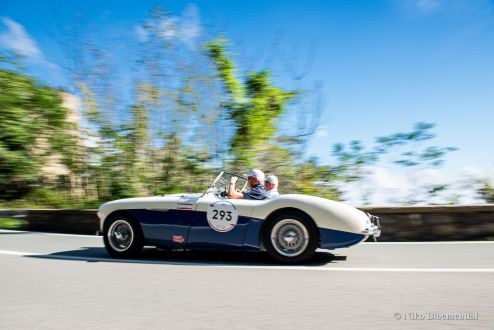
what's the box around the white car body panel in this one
[98,193,372,235]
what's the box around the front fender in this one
[251,194,370,234]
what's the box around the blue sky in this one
[1,0,493,203]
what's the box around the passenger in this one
[228,169,268,200]
[265,174,279,198]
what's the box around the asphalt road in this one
[0,230,493,330]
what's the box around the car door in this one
[186,195,256,249]
[135,194,201,247]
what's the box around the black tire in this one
[263,211,318,264]
[103,213,144,258]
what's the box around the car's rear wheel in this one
[263,211,318,264]
[103,214,144,258]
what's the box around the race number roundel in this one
[207,201,239,232]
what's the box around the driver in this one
[227,169,269,200]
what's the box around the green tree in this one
[332,123,456,182]
[206,38,295,170]
[0,64,70,199]
[331,122,457,204]
[255,142,341,200]
[479,182,494,203]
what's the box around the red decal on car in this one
[177,203,194,210]
[172,235,185,244]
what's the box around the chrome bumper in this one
[362,214,381,239]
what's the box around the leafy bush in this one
[0,217,26,229]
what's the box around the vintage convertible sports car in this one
[98,171,381,263]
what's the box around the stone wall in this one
[360,205,494,241]
[0,209,99,235]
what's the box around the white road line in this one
[0,229,100,238]
[1,249,493,272]
[33,232,101,238]
[0,250,42,256]
[0,229,26,233]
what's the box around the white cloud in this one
[415,0,440,12]
[134,25,149,42]
[136,4,202,48]
[348,166,413,205]
[412,168,447,186]
[340,165,494,205]
[0,17,58,70]
[315,125,328,138]
[397,0,493,16]
[160,17,179,39]
[368,166,407,190]
[180,4,201,47]
[397,0,442,14]
[459,165,491,179]
[0,17,41,58]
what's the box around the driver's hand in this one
[230,176,238,184]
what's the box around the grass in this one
[0,217,26,229]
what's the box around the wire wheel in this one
[103,214,144,258]
[270,219,309,257]
[264,211,318,264]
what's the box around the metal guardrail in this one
[0,209,28,218]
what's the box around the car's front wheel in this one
[103,214,144,258]
[263,211,318,264]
